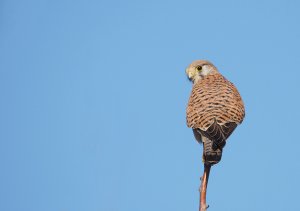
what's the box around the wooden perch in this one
[199,164,211,211]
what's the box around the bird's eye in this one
[196,66,202,71]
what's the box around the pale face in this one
[186,60,218,84]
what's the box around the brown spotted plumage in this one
[186,60,245,165]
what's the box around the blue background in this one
[1,0,299,210]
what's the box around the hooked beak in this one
[186,68,193,82]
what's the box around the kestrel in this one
[186,60,245,164]
[185,60,245,210]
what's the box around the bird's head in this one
[186,60,219,84]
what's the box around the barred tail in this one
[203,137,223,165]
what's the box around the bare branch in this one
[199,164,211,211]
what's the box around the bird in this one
[186,60,245,165]
[185,60,245,210]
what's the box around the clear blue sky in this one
[1,0,300,210]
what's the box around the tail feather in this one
[203,137,223,165]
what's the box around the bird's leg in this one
[199,163,211,211]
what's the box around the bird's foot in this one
[202,154,205,163]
